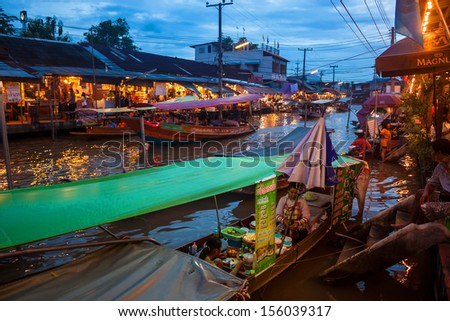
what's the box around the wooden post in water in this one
[0,81,13,189]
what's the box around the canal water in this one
[0,106,433,300]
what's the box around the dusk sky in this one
[1,0,398,83]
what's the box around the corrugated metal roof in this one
[0,61,36,79]
[0,35,106,69]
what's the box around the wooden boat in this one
[334,99,350,112]
[121,94,261,142]
[176,155,365,295]
[177,191,335,295]
[70,107,136,139]
[298,99,334,119]
[123,117,256,142]
[383,142,408,162]
[319,195,450,282]
[69,125,136,139]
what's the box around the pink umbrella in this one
[362,94,403,108]
[357,94,403,125]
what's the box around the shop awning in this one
[196,84,236,95]
[375,37,450,77]
[311,99,334,104]
[244,60,260,65]
[224,61,241,65]
[177,82,202,97]
[151,93,262,110]
[323,88,340,95]
[241,84,278,94]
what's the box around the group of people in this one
[349,119,393,161]
[58,88,89,120]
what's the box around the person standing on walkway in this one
[81,92,87,108]
[68,88,77,120]
[380,121,392,161]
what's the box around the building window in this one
[252,65,259,72]
[199,47,205,54]
[208,45,212,53]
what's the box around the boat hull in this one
[70,126,135,139]
[177,207,333,296]
[123,117,256,142]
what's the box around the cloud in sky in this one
[2,0,396,82]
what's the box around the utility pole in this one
[299,48,312,127]
[330,65,338,89]
[390,27,395,93]
[299,48,313,93]
[207,0,233,120]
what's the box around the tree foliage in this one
[400,74,449,181]
[83,18,139,51]
[21,16,71,42]
[221,36,258,51]
[0,7,17,35]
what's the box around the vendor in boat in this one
[276,182,311,243]
[349,129,372,158]
[393,138,450,228]
[197,237,243,275]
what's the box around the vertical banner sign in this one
[332,163,360,225]
[254,176,277,274]
[5,83,21,103]
[155,82,167,97]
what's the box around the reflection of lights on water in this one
[399,155,415,169]
[258,114,280,129]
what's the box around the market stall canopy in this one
[240,84,279,94]
[0,242,244,301]
[323,88,340,95]
[375,37,450,77]
[151,93,262,111]
[311,99,334,105]
[0,151,359,250]
[356,94,403,125]
[362,94,403,108]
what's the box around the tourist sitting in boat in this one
[349,129,372,159]
[393,138,450,229]
[197,236,243,275]
[276,182,311,243]
[118,120,126,128]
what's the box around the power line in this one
[339,0,378,57]
[364,0,387,46]
[374,0,392,31]
[330,0,375,56]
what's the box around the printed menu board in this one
[254,176,277,274]
[5,83,21,103]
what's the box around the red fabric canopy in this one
[151,94,262,110]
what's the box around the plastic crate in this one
[221,227,245,248]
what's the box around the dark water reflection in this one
[0,107,429,299]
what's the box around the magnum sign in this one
[417,53,450,67]
[376,37,450,77]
